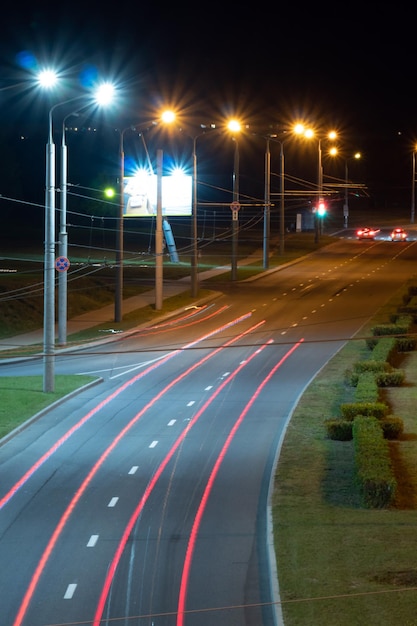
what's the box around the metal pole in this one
[43,109,56,392]
[155,149,163,309]
[231,139,239,281]
[115,130,125,322]
[57,123,68,346]
[411,151,415,225]
[280,141,285,255]
[315,139,322,244]
[263,138,270,269]
[191,137,198,296]
[58,111,79,346]
[344,161,349,228]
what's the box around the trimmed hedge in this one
[353,416,397,508]
[370,336,396,362]
[381,416,404,440]
[354,371,379,403]
[324,419,353,441]
[340,401,389,421]
[375,370,405,387]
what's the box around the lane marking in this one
[128,467,138,475]
[64,584,77,599]
[108,497,119,507]
[87,535,99,547]
[149,441,158,448]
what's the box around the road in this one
[0,234,416,626]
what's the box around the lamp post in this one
[115,126,127,323]
[57,111,80,346]
[263,138,271,269]
[299,127,337,243]
[43,84,115,391]
[43,102,57,392]
[231,136,239,281]
[279,140,285,256]
[227,120,241,281]
[344,152,361,229]
[186,125,221,296]
[191,135,199,297]
[115,111,175,320]
[411,148,416,225]
[155,149,163,310]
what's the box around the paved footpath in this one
[0,266,238,352]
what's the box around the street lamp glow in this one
[228,119,241,133]
[42,81,117,389]
[94,82,116,105]
[293,123,306,135]
[161,109,176,124]
[38,69,59,88]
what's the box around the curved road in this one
[0,234,416,626]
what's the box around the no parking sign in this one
[55,256,70,272]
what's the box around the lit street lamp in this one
[297,127,337,243]
[264,137,271,268]
[115,111,175,321]
[228,120,241,281]
[411,146,417,224]
[57,110,78,346]
[344,152,361,228]
[43,83,115,391]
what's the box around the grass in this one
[0,375,97,440]
[274,284,417,626]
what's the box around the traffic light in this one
[317,201,327,217]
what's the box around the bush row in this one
[324,287,416,508]
[353,416,397,508]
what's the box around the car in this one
[356,227,379,240]
[390,227,407,241]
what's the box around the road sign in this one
[55,256,70,272]
[230,201,241,211]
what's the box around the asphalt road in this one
[1,235,416,626]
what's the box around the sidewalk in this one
[0,238,287,353]
[0,265,236,352]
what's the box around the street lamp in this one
[264,137,271,268]
[57,110,78,346]
[411,146,417,224]
[43,83,116,391]
[297,127,337,243]
[228,119,241,281]
[115,111,176,321]
[344,152,361,228]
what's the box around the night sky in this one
[1,4,416,237]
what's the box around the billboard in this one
[123,172,192,217]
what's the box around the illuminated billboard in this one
[123,171,192,217]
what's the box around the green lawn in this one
[273,285,417,626]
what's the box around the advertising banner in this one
[123,172,192,217]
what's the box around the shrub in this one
[375,369,405,387]
[370,337,396,363]
[353,416,397,508]
[324,419,353,441]
[395,336,417,352]
[353,360,390,373]
[380,416,404,440]
[340,401,389,421]
[354,372,379,403]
